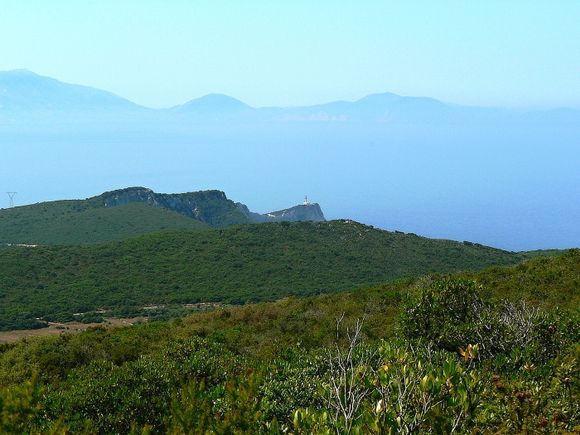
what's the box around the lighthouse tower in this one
[303,195,310,205]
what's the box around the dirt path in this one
[0,317,147,344]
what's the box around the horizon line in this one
[2,68,578,112]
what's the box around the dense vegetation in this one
[0,220,526,330]
[0,201,208,245]
[459,251,579,309]
[0,250,577,433]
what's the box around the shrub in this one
[0,376,44,433]
[399,278,575,362]
[292,340,482,434]
[165,373,281,434]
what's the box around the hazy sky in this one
[1,0,578,108]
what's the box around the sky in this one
[1,0,579,109]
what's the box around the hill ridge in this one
[0,219,526,330]
[0,186,326,245]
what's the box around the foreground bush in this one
[399,278,577,362]
[294,341,481,434]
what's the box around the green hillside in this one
[0,251,577,433]
[0,201,209,245]
[0,220,526,330]
[459,248,580,308]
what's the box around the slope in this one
[0,69,139,112]
[0,220,526,330]
[0,201,209,245]
[459,249,580,309]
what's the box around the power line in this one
[6,192,17,208]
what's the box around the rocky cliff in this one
[236,202,325,223]
[101,187,250,228]
[100,187,326,227]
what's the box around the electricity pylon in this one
[6,192,17,208]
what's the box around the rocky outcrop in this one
[236,202,326,223]
[261,203,326,222]
[100,187,326,227]
[100,187,250,228]
[235,203,267,222]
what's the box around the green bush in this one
[399,279,485,352]
[43,337,246,433]
[0,376,43,433]
[399,278,577,362]
[292,340,482,434]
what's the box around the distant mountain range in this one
[1,69,577,123]
[0,187,325,245]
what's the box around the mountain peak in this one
[176,93,250,112]
[0,69,139,112]
[356,92,402,103]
